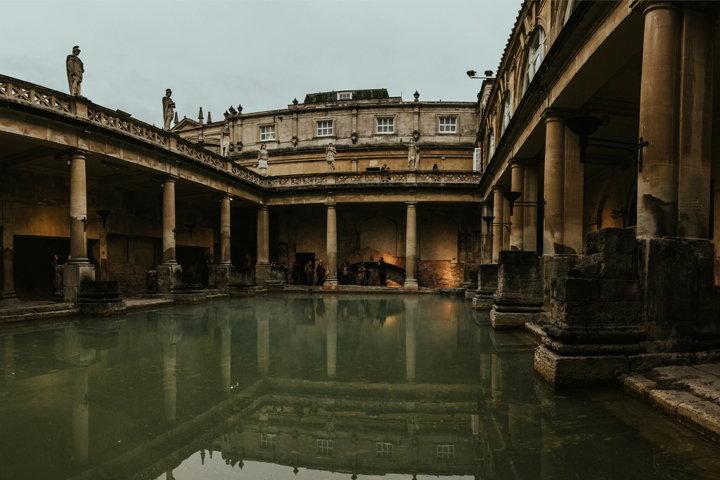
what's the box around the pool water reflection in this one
[1,294,719,480]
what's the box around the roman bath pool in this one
[1,293,719,480]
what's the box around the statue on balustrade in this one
[66,46,84,96]
[162,89,176,130]
[258,143,269,175]
[325,143,337,172]
[406,137,420,171]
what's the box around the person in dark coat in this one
[316,261,326,287]
[304,261,314,286]
[291,262,299,285]
[377,258,387,287]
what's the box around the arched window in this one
[524,28,547,92]
[488,130,495,161]
[502,91,513,134]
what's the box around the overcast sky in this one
[1,1,520,127]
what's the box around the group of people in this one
[290,258,388,287]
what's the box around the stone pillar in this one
[563,129,584,255]
[405,296,417,383]
[502,197,511,252]
[492,188,505,263]
[404,201,419,290]
[543,114,565,255]
[157,177,181,294]
[489,251,543,329]
[480,202,493,265]
[217,194,232,291]
[64,151,95,302]
[473,264,499,310]
[1,202,16,300]
[97,216,108,281]
[677,8,715,239]
[255,206,270,286]
[324,204,338,290]
[326,296,337,378]
[523,162,539,254]
[637,2,682,238]
[510,161,525,251]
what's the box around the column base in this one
[157,263,182,294]
[63,263,96,303]
[542,255,578,313]
[490,309,539,329]
[215,264,232,292]
[403,278,419,291]
[534,345,629,388]
[464,289,476,300]
[323,279,338,291]
[255,263,271,286]
[472,295,494,310]
[0,291,19,304]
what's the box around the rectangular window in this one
[260,125,276,141]
[436,444,455,460]
[337,92,352,100]
[317,120,333,137]
[376,442,393,458]
[439,117,457,133]
[377,118,394,134]
[260,433,276,449]
[317,439,334,455]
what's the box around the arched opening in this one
[524,27,547,93]
[359,217,397,255]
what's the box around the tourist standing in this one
[291,261,299,285]
[358,262,366,286]
[340,262,350,285]
[316,261,326,287]
[304,261,313,286]
[377,258,387,287]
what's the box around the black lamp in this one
[564,115,648,171]
[82,210,112,231]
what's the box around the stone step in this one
[0,301,78,322]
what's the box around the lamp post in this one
[467,70,495,80]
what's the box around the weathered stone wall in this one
[417,260,464,288]
[107,263,147,295]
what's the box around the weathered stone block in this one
[571,253,637,279]
[490,310,537,329]
[552,277,600,302]
[534,345,629,388]
[477,264,499,292]
[586,228,637,255]
[77,281,126,316]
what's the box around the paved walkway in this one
[625,365,720,444]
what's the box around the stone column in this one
[1,202,16,300]
[255,206,270,285]
[64,151,95,301]
[510,162,525,251]
[97,216,108,281]
[157,177,181,294]
[404,201,419,290]
[637,2,682,238]
[326,296,337,378]
[543,114,565,255]
[502,196,511,252]
[324,203,338,290]
[563,129,584,256]
[216,194,232,291]
[405,296,417,383]
[523,163,539,254]
[480,202,493,265]
[492,187,505,263]
[677,8,715,239]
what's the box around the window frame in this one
[438,116,458,134]
[260,433,276,449]
[376,442,394,458]
[436,444,455,461]
[524,27,547,92]
[316,439,334,456]
[376,116,395,135]
[259,123,276,142]
[316,120,334,137]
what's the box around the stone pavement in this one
[625,365,720,444]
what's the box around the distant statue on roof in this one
[66,46,84,96]
[325,143,337,172]
[221,120,230,156]
[406,137,420,171]
[162,89,176,130]
[258,143,269,176]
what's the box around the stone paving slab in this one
[0,301,78,323]
[625,364,720,444]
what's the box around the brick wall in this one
[417,260,464,288]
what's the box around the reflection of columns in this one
[220,194,232,264]
[404,297,417,383]
[325,204,338,290]
[257,206,269,264]
[510,162,525,251]
[162,177,177,264]
[1,202,16,299]
[72,366,89,463]
[163,343,177,422]
[480,202,493,264]
[492,187,504,263]
[4,335,14,390]
[543,114,565,255]
[523,162,539,254]
[70,151,89,263]
[404,201,419,290]
[257,316,269,376]
[326,297,337,378]
[220,326,232,393]
[637,2,682,238]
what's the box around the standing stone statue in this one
[325,142,337,172]
[258,143,269,176]
[221,121,230,156]
[162,89,176,130]
[66,46,84,96]
[406,137,420,171]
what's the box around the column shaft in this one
[2,202,14,295]
[492,188,504,263]
[543,117,565,255]
[326,205,338,285]
[637,3,682,238]
[502,197,511,252]
[70,151,89,263]
[510,163,525,251]
[523,164,538,254]
[480,202,493,264]
[220,195,231,264]
[404,202,418,289]
[563,128,584,255]
[162,178,177,264]
[257,206,269,264]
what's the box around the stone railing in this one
[0,75,266,188]
[265,170,481,189]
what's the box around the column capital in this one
[405,200,418,206]
[164,174,178,183]
[631,1,682,15]
[326,203,336,209]
[70,149,88,159]
[258,204,268,212]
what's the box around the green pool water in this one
[1,293,719,480]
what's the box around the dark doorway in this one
[13,236,73,301]
[296,252,315,284]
